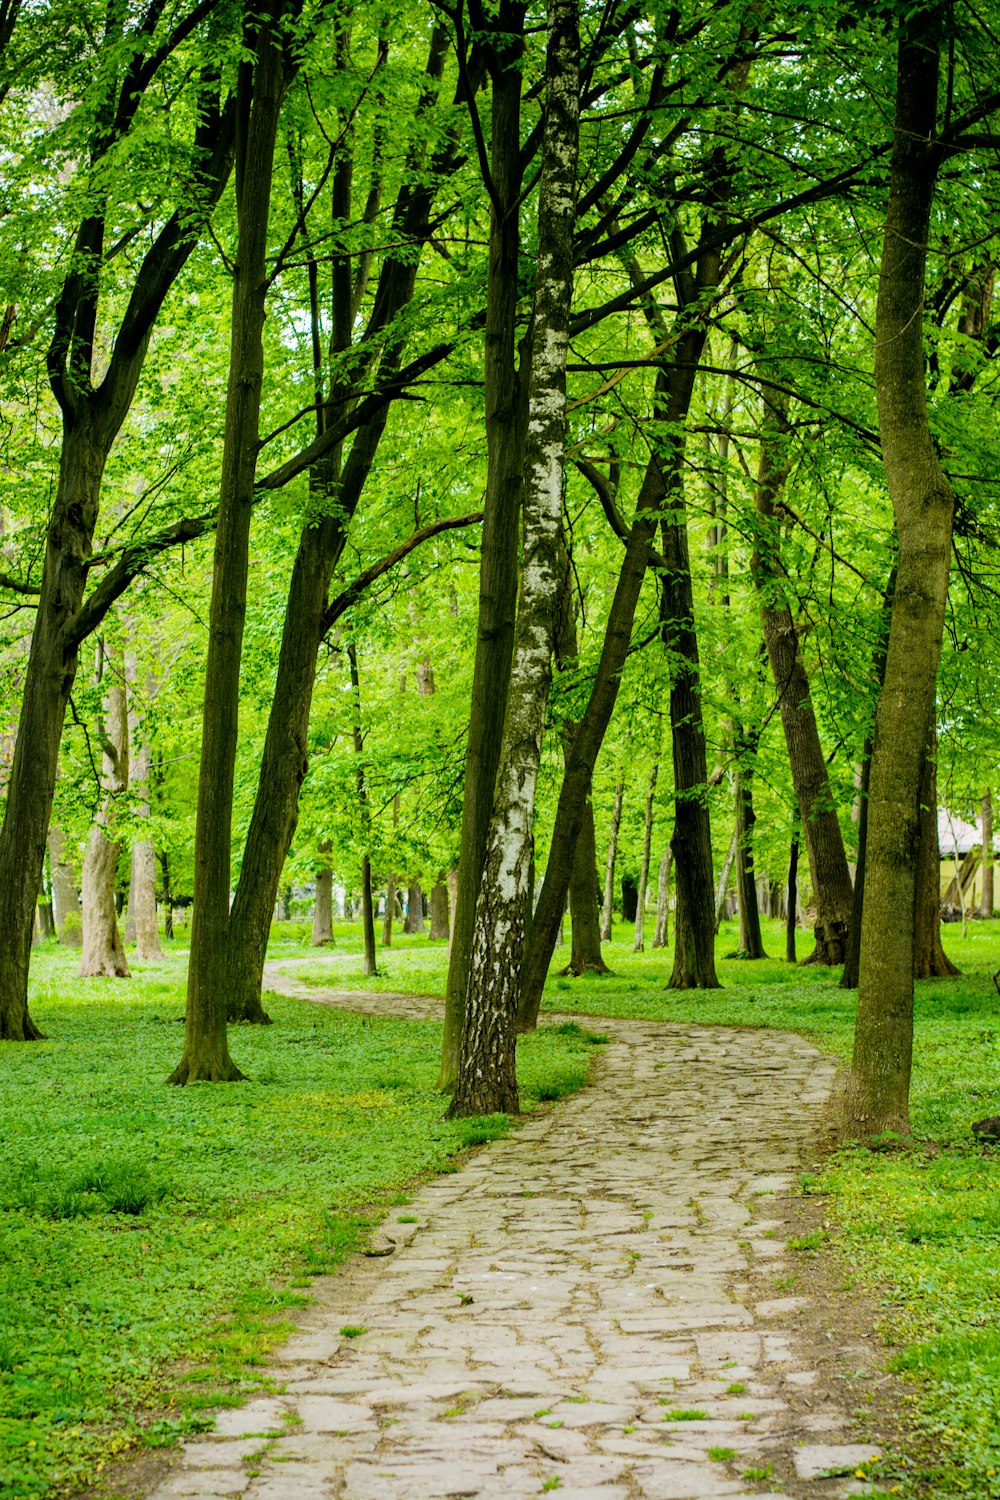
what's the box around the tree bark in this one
[439,3,526,1091]
[170,4,287,1080]
[124,656,163,961]
[661,507,719,990]
[48,826,81,946]
[449,0,579,1118]
[633,761,658,953]
[653,846,671,948]
[845,17,954,1139]
[312,844,334,945]
[446,869,459,956]
[714,827,737,935]
[552,533,610,977]
[382,873,396,946]
[600,769,624,941]
[786,830,799,964]
[734,729,767,959]
[842,570,895,989]
[403,883,425,933]
[753,405,854,965]
[429,879,449,940]
[346,645,378,978]
[80,665,130,979]
[913,731,959,979]
[977,792,995,918]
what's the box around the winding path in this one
[148,968,888,1500]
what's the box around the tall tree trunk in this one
[662,509,719,990]
[734,729,766,959]
[842,570,896,988]
[48,826,81,947]
[80,664,130,979]
[553,533,610,977]
[124,656,163,961]
[312,843,334,945]
[429,879,449,940]
[170,4,287,1081]
[845,17,954,1139]
[633,761,658,953]
[600,769,624,941]
[786,829,799,964]
[439,4,526,1091]
[159,850,174,940]
[977,792,995,918]
[223,27,453,1025]
[653,846,671,948]
[753,407,854,965]
[449,0,579,1118]
[913,731,959,978]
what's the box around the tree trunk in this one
[913,732,959,979]
[312,844,334,945]
[446,868,459,956]
[633,761,658,953]
[80,669,130,979]
[734,731,767,959]
[841,572,895,989]
[382,873,396,946]
[403,883,425,933]
[48,826,81,946]
[753,408,854,965]
[124,656,163,961]
[662,510,719,990]
[170,5,288,1081]
[600,769,624,941]
[977,792,995,918]
[429,879,449,940]
[439,6,525,1092]
[449,0,579,1118]
[714,827,737,935]
[845,18,954,1139]
[786,831,799,964]
[653,846,671,948]
[158,850,174,940]
[552,532,610,977]
[222,27,452,1027]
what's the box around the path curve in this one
[148,966,887,1500]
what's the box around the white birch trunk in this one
[450,0,580,1117]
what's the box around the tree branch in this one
[322,511,483,634]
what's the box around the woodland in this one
[1,0,1000,1493]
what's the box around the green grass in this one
[0,946,596,1500]
[288,914,1000,1499]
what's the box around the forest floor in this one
[3,917,998,1499]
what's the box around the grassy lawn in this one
[0,946,601,1500]
[286,915,1000,1498]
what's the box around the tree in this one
[844,8,998,1138]
[449,0,580,1117]
[0,0,236,1039]
[169,0,289,1083]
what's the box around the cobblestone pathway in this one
[149,970,887,1500]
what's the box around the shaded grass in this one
[0,951,595,1499]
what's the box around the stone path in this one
[148,969,889,1500]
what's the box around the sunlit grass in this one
[0,949,596,1499]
